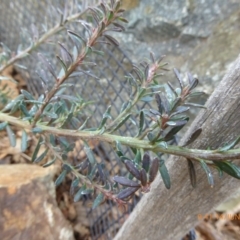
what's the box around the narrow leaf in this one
[137,110,145,137]
[170,106,190,118]
[124,160,141,180]
[160,94,171,114]
[32,127,43,133]
[19,103,30,117]
[167,81,178,97]
[200,160,214,187]
[113,176,140,187]
[31,137,43,162]
[104,34,119,46]
[214,161,240,179]
[55,169,67,187]
[140,168,147,186]
[68,30,85,45]
[134,149,141,164]
[0,122,8,130]
[58,42,73,65]
[98,105,112,129]
[118,17,129,23]
[92,193,104,209]
[218,136,240,152]
[38,53,57,80]
[56,55,67,73]
[21,130,28,152]
[21,89,34,100]
[84,141,96,165]
[142,153,150,172]
[183,128,202,146]
[159,159,171,189]
[73,185,86,202]
[173,68,183,89]
[140,96,153,102]
[189,77,199,91]
[6,125,16,147]
[110,114,131,132]
[34,149,49,163]
[166,120,187,127]
[117,187,139,200]
[149,158,159,183]
[187,159,196,188]
[43,157,56,167]
[184,103,206,108]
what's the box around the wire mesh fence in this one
[0,1,151,239]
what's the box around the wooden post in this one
[114,55,240,240]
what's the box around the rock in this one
[0,164,74,240]
[115,0,240,97]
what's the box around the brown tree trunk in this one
[114,54,240,240]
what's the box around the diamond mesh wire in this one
[0,1,151,239]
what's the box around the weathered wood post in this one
[114,54,240,240]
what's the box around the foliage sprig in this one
[0,0,240,209]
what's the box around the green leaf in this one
[92,193,104,209]
[0,76,18,83]
[6,125,16,147]
[2,94,24,112]
[84,141,96,165]
[43,157,56,168]
[81,189,93,195]
[31,137,43,162]
[218,136,240,152]
[157,141,168,149]
[108,10,114,20]
[140,96,153,102]
[147,132,155,142]
[200,159,214,187]
[133,149,141,164]
[110,114,131,132]
[55,170,67,187]
[118,17,128,23]
[164,120,188,141]
[74,185,86,202]
[49,134,56,147]
[98,105,112,129]
[159,159,171,189]
[19,103,30,117]
[78,117,90,130]
[0,122,8,130]
[34,149,49,163]
[32,127,43,133]
[56,55,67,73]
[184,103,206,109]
[120,101,131,113]
[71,178,80,188]
[115,140,124,157]
[137,110,145,137]
[21,89,34,100]
[21,130,28,152]
[92,50,104,56]
[214,161,240,179]
[67,30,86,45]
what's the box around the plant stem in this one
[0,9,87,73]
[31,8,121,126]
[1,112,240,161]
